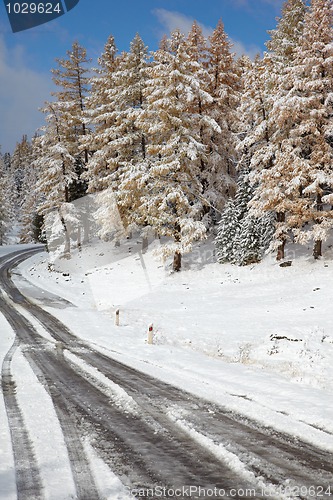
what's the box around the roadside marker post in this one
[115,309,120,326]
[147,324,154,345]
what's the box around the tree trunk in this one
[313,193,323,260]
[313,239,322,259]
[276,240,285,261]
[276,212,286,261]
[173,223,182,271]
[173,251,182,272]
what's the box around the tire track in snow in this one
[46,382,100,500]
[1,336,44,500]
[0,250,100,500]
[21,350,101,500]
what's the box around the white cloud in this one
[153,8,261,59]
[231,40,261,59]
[153,8,214,39]
[0,36,52,152]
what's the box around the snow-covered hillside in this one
[17,238,333,453]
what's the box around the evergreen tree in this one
[36,102,78,256]
[251,0,333,259]
[234,216,262,266]
[83,34,118,193]
[139,30,210,271]
[86,34,149,237]
[215,168,274,265]
[10,135,33,212]
[266,0,306,63]
[3,152,11,170]
[0,153,12,244]
[237,55,274,185]
[36,40,91,255]
[288,0,333,258]
[51,41,91,202]
[206,20,240,209]
[215,200,239,263]
[104,33,149,233]
[184,21,214,223]
[237,0,307,260]
[19,133,44,243]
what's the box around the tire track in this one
[20,335,256,498]
[0,250,100,500]
[50,397,99,500]
[23,352,100,500]
[1,336,44,500]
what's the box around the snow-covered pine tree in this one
[234,167,253,220]
[285,0,333,258]
[109,33,149,234]
[215,168,274,265]
[234,216,262,266]
[86,34,149,239]
[10,135,33,213]
[236,53,282,254]
[236,0,305,260]
[215,199,239,263]
[181,20,239,227]
[0,152,12,244]
[206,19,240,211]
[235,168,274,264]
[83,34,118,193]
[252,0,333,259]
[184,21,212,222]
[177,21,222,228]
[36,102,78,256]
[266,0,306,64]
[19,133,44,243]
[237,54,274,187]
[246,0,306,260]
[3,152,11,172]
[138,30,209,271]
[51,41,91,202]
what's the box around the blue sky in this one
[0,0,284,153]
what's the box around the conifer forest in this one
[2,0,333,271]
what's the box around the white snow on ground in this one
[0,314,16,500]
[65,350,139,414]
[12,347,77,500]
[1,239,333,498]
[83,440,133,500]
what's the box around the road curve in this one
[0,248,332,500]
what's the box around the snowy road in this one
[0,248,332,499]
